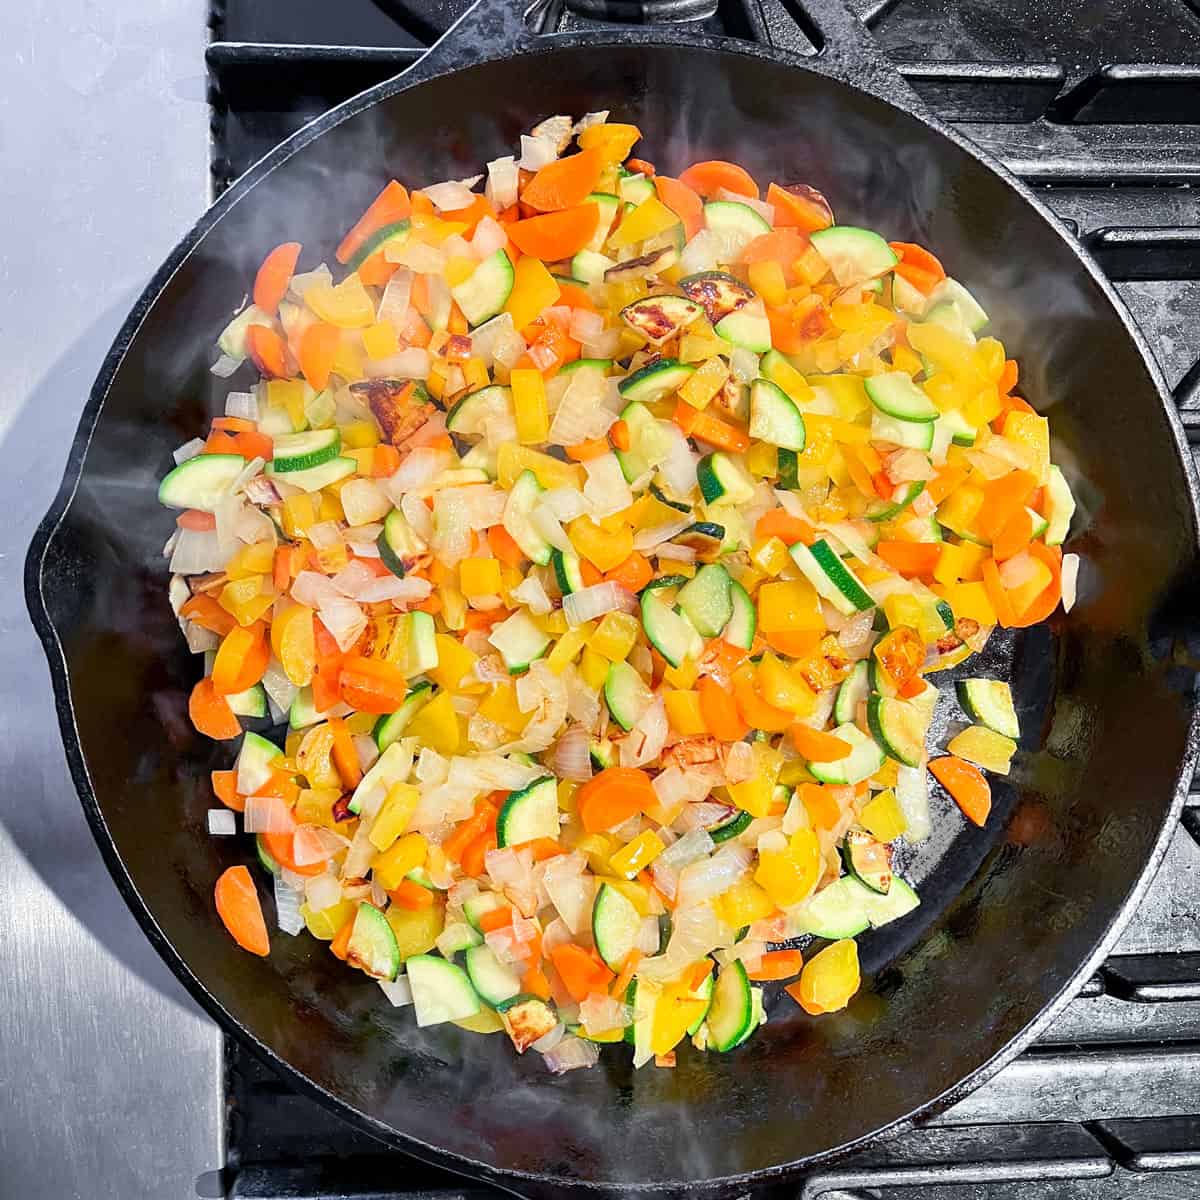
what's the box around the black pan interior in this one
[30,38,1200,1196]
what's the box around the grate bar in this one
[1087,1114,1200,1171]
[1053,64,1200,125]
[1101,953,1200,1002]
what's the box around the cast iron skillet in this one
[24,0,1200,1193]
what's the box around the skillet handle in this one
[397,0,924,109]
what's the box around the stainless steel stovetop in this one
[6,1,1200,1197]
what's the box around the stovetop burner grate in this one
[209,0,1200,1193]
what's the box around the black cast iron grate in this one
[209,0,1200,1194]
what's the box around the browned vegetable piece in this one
[351,379,435,447]
[620,295,704,345]
[679,271,754,323]
[603,246,677,283]
[500,996,558,1053]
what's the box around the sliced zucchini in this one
[269,428,341,474]
[697,451,755,504]
[706,960,754,1052]
[373,681,433,749]
[590,737,616,771]
[834,660,870,725]
[676,565,733,638]
[1044,464,1076,546]
[956,678,1020,739]
[559,357,613,376]
[604,246,678,282]
[605,660,653,731]
[679,271,755,324]
[265,455,355,493]
[868,655,898,700]
[288,686,321,731]
[158,454,245,512]
[465,944,522,1008]
[703,200,771,241]
[715,301,771,353]
[551,546,586,595]
[571,249,616,285]
[237,731,282,796]
[749,378,806,451]
[871,410,934,451]
[499,994,559,1052]
[490,610,550,674]
[867,481,926,523]
[450,249,515,327]
[496,776,559,847]
[217,304,269,360]
[862,876,920,926]
[865,372,939,422]
[867,694,927,767]
[777,447,800,490]
[841,828,894,895]
[687,972,715,1035]
[255,834,281,877]
[438,921,483,956]
[640,588,703,669]
[406,954,481,1027]
[503,469,552,566]
[807,723,885,785]
[614,400,670,482]
[346,218,411,271]
[446,384,513,439]
[790,539,875,615]
[463,891,507,932]
[923,302,976,343]
[592,882,642,971]
[788,875,871,938]
[809,226,899,286]
[890,271,930,317]
[618,359,696,404]
[928,277,989,332]
[618,172,656,206]
[378,507,424,577]
[226,682,267,719]
[939,408,977,447]
[673,522,725,555]
[407,610,438,675]
[621,296,704,345]
[708,809,752,843]
[584,192,620,252]
[346,903,400,981]
[721,579,756,649]
[650,481,690,514]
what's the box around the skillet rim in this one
[23,23,1200,1195]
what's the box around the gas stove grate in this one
[209,0,1200,1193]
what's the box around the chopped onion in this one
[365,346,431,381]
[274,876,304,935]
[339,478,392,526]
[305,872,342,912]
[468,311,515,366]
[656,543,696,563]
[291,569,341,608]
[486,847,534,889]
[887,449,938,483]
[574,110,609,132]
[569,308,605,343]
[542,1034,599,1074]
[716,187,775,225]
[722,740,755,784]
[519,133,558,170]
[543,851,593,934]
[659,828,715,870]
[531,114,573,151]
[184,622,220,653]
[210,352,241,378]
[243,794,295,834]
[530,1022,566,1054]
[999,550,1040,590]
[243,476,283,507]
[318,596,367,652]
[421,179,479,210]
[169,528,225,575]
[530,503,572,553]
[580,992,632,1036]
[289,263,332,300]
[224,390,259,421]
[362,575,433,605]
[654,767,710,813]
[485,155,519,210]
[377,266,413,327]
[173,437,207,465]
[730,346,760,384]
[563,581,625,627]
[676,800,733,833]
[354,734,380,773]
[207,809,236,836]
[331,559,378,598]
[1062,552,1080,612]
[389,238,445,271]
[542,487,591,523]
[261,659,298,715]
[896,761,932,842]
[563,665,602,731]
[583,452,633,519]
[633,518,692,551]
[378,976,413,1007]
[619,696,667,768]
[649,859,678,901]
[837,609,875,652]
[657,426,699,499]
[400,491,434,542]
[553,724,593,782]
[581,326,624,359]
[511,574,552,616]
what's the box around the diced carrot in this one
[799,782,844,830]
[1008,541,1063,627]
[245,325,289,378]
[672,401,750,452]
[556,282,596,311]
[609,949,643,1000]
[898,673,927,699]
[524,964,552,1000]
[369,445,399,479]
[211,416,257,433]
[550,942,614,1003]
[260,825,324,877]
[653,175,704,239]
[521,148,605,211]
[626,158,656,177]
[507,204,601,260]
[177,509,217,532]
[981,556,1018,628]
[609,419,631,452]
[211,769,244,812]
[871,470,893,500]
[767,182,833,232]
[929,755,992,826]
[189,677,242,740]
[443,800,497,863]
[580,559,603,587]
[181,593,237,637]
[992,507,1034,562]
[754,508,816,546]
[330,915,355,961]
[762,628,823,658]
[299,322,341,391]
[327,716,363,790]
[604,551,653,593]
[698,637,749,686]
[748,948,803,981]
[679,160,758,199]
[876,540,942,577]
[206,429,275,463]
[699,674,750,741]
[440,193,496,235]
[789,724,853,762]
[785,979,813,1009]
[998,358,1019,396]
[336,180,411,264]
[478,905,514,933]
[576,767,655,833]
[565,437,610,462]
[461,830,497,879]
[519,837,566,862]
[977,469,1037,543]
[356,250,399,287]
[732,667,793,732]
[742,229,810,280]
[889,242,946,296]
[927,463,969,505]
[215,866,270,956]
[487,523,525,567]
[391,879,437,910]
[253,242,302,315]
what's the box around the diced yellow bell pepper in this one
[369,784,420,852]
[859,788,907,841]
[458,557,502,598]
[555,779,578,817]
[934,580,996,628]
[609,196,678,248]
[891,345,924,377]
[218,576,274,626]
[266,378,305,409]
[757,579,823,633]
[510,368,549,445]
[755,828,820,907]
[748,259,788,307]
[716,879,777,928]
[578,121,642,161]
[575,833,619,875]
[957,541,989,582]
[505,256,561,332]
[462,356,489,392]
[679,327,729,364]
[934,542,969,586]
[343,447,373,475]
[811,374,869,419]
[373,830,428,889]
[294,787,341,828]
[579,645,609,691]
[729,746,782,817]
[779,759,816,787]
[545,623,593,673]
[589,611,640,662]
[443,255,476,288]
[536,610,570,636]
[678,356,730,410]
[271,603,316,687]
[973,336,1006,382]
[1002,410,1050,484]
[452,1007,506,1034]
[609,830,666,879]
[603,877,650,916]
[747,537,788,578]
[651,977,709,1056]
[662,658,700,689]
[883,593,925,633]
[427,632,477,692]
[281,492,319,538]
[341,419,380,449]
[302,898,356,941]
[742,441,777,479]
[306,275,375,329]
[949,724,1017,774]
[362,320,399,360]
[385,899,444,961]
[757,652,817,715]
[226,541,275,580]
[569,515,633,573]
[937,483,986,539]
[759,351,814,405]
[872,758,900,789]
[406,691,460,755]
[794,938,859,1014]
[477,683,530,734]
[907,321,977,377]
[497,444,583,491]
[663,689,707,736]
[965,384,1003,427]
